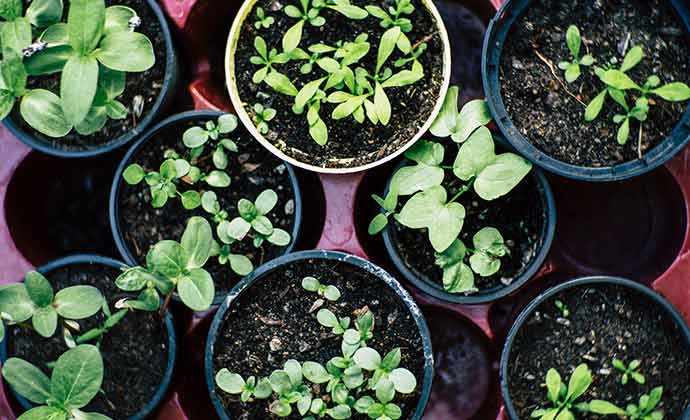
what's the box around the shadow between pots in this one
[549,166,687,284]
[4,151,123,266]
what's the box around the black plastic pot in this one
[109,110,303,306]
[2,0,180,158]
[500,276,690,420]
[0,254,177,420]
[204,250,434,420]
[381,134,557,305]
[481,0,690,182]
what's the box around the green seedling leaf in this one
[474,153,532,200]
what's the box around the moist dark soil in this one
[6,262,169,418]
[234,0,445,169]
[212,258,426,419]
[117,115,297,296]
[508,284,690,419]
[388,153,546,294]
[12,0,167,153]
[500,0,690,167]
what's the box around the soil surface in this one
[234,0,445,168]
[117,115,297,296]
[500,0,690,167]
[388,150,546,294]
[212,257,426,419]
[12,0,167,153]
[508,284,690,419]
[6,262,169,418]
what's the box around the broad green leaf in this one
[32,306,58,337]
[1,17,31,55]
[177,268,214,311]
[24,271,53,307]
[353,347,381,371]
[183,126,208,148]
[617,118,630,145]
[96,31,154,72]
[332,96,365,120]
[21,89,72,137]
[451,98,491,143]
[377,26,400,72]
[74,105,107,135]
[180,190,200,210]
[474,153,532,200]
[282,20,303,52]
[584,90,606,122]
[255,189,278,215]
[251,215,273,235]
[61,55,99,125]
[405,140,444,166]
[390,164,444,196]
[228,254,253,276]
[0,0,22,20]
[564,63,580,83]
[429,201,465,252]
[0,283,35,322]
[1,51,26,95]
[374,82,391,124]
[67,0,105,54]
[38,23,68,44]
[620,46,643,73]
[51,345,103,408]
[381,60,423,88]
[469,252,500,277]
[115,267,155,291]
[453,126,495,180]
[217,113,237,133]
[269,400,292,417]
[600,69,640,91]
[267,227,290,246]
[147,240,187,278]
[565,25,580,58]
[25,45,73,76]
[396,185,446,229]
[430,85,459,137]
[103,5,135,35]
[652,82,690,102]
[99,66,125,99]
[376,379,395,404]
[269,370,292,394]
[546,369,562,403]
[328,3,367,19]
[215,369,245,394]
[566,364,592,402]
[226,217,252,241]
[587,400,625,415]
[442,261,475,294]
[295,77,325,110]
[0,89,14,119]
[389,368,416,393]
[2,358,51,404]
[368,213,388,235]
[18,406,66,420]
[181,216,213,269]
[205,170,231,187]
[26,0,63,28]
[265,71,298,96]
[302,362,330,384]
[54,286,103,319]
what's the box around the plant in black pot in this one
[0,0,177,157]
[205,250,434,419]
[483,0,690,181]
[225,0,452,173]
[369,85,555,304]
[501,277,690,420]
[110,110,302,305]
[0,255,176,419]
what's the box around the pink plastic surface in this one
[0,0,688,419]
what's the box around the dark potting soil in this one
[117,115,297,296]
[6,263,169,418]
[388,159,546,294]
[233,0,446,168]
[499,0,690,167]
[12,0,167,153]
[212,258,426,419]
[507,284,690,419]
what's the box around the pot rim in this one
[204,249,434,420]
[224,0,453,174]
[1,0,178,159]
[381,134,557,304]
[499,275,690,420]
[0,254,177,420]
[481,0,690,182]
[108,109,304,305]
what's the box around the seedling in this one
[115,216,216,312]
[0,271,104,340]
[612,358,645,385]
[624,387,664,420]
[370,87,532,294]
[75,301,128,346]
[558,25,594,83]
[317,309,350,334]
[0,0,155,137]
[531,364,624,419]
[302,276,341,301]
[366,0,414,32]
[215,283,418,418]
[254,6,274,29]
[2,344,111,419]
[252,103,276,134]
[555,299,570,318]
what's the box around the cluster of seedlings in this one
[0,0,155,137]
[122,113,292,279]
[369,86,533,294]
[214,276,418,419]
[247,0,429,145]
[559,25,690,157]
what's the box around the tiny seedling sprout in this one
[612,358,645,386]
[558,25,594,83]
